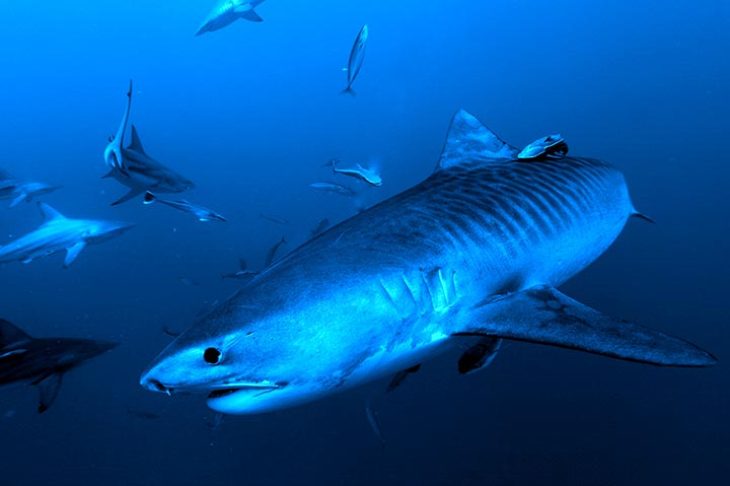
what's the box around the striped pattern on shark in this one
[140,110,716,415]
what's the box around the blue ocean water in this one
[0,0,728,484]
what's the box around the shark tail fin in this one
[0,319,32,347]
[143,192,157,205]
[340,86,357,97]
[632,211,655,224]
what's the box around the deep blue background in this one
[0,1,728,484]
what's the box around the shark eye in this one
[203,347,222,365]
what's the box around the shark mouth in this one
[207,382,286,400]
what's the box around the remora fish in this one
[329,159,382,187]
[143,192,227,223]
[196,0,267,36]
[140,110,716,415]
[0,319,117,413]
[104,81,194,206]
[0,170,61,208]
[222,259,258,281]
[309,182,357,197]
[341,25,369,96]
[0,203,133,267]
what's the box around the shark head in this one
[139,287,364,414]
[83,219,135,243]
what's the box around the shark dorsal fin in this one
[38,203,65,222]
[128,125,146,153]
[437,110,517,171]
[0,319,32,348]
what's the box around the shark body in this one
[0,319,117,413]
[0,170,60,208]
[196,0,267,36]
[104,82,194,206]
[0,203,133,267]
[141,110,716,415]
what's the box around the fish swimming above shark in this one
[0,203,133,267]
[341,25,369,96]
[104,81,194,206]
[309,181,357,197]
[0,170,60,208]
[140,110,716,416]
[196,0,267,36]
[328,159,382,187]
[143,192,227,223]
[0,319,117,413]
[221,259,258,281]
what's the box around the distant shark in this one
[104,81,194,206]
[0,319,117,413]
[141,110,716,415]
[0,170,60,208]
[0,203,133,267]
[196,0,267,36]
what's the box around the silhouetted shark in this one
[196,0,267,36]
[0,203,133,267]
[104,81,194,206]
[0,319,117,413]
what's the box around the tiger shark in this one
[103,81,194,206]
[0,203,133,267]
[140,110,716,415]
[0,319,117,413]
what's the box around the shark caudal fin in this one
[340,86,357,97]
[143,192,157,205]
[455,285,717,367]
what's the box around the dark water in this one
[0,0,728,484]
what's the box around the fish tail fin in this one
[340,86,357,97]
[143,192,156,205]
[632,211,655,224]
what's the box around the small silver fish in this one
[144,192,227,223]
[341,25,369,96]
[309,182,357,197]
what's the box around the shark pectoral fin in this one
[457,337,502,375]
[9,193,27,208]
[64,242,87,268]
[111,188,144,206]
[456,285,717,367]
[239,9,263,22]
[385,364,421,393]
[36,373,63,414]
